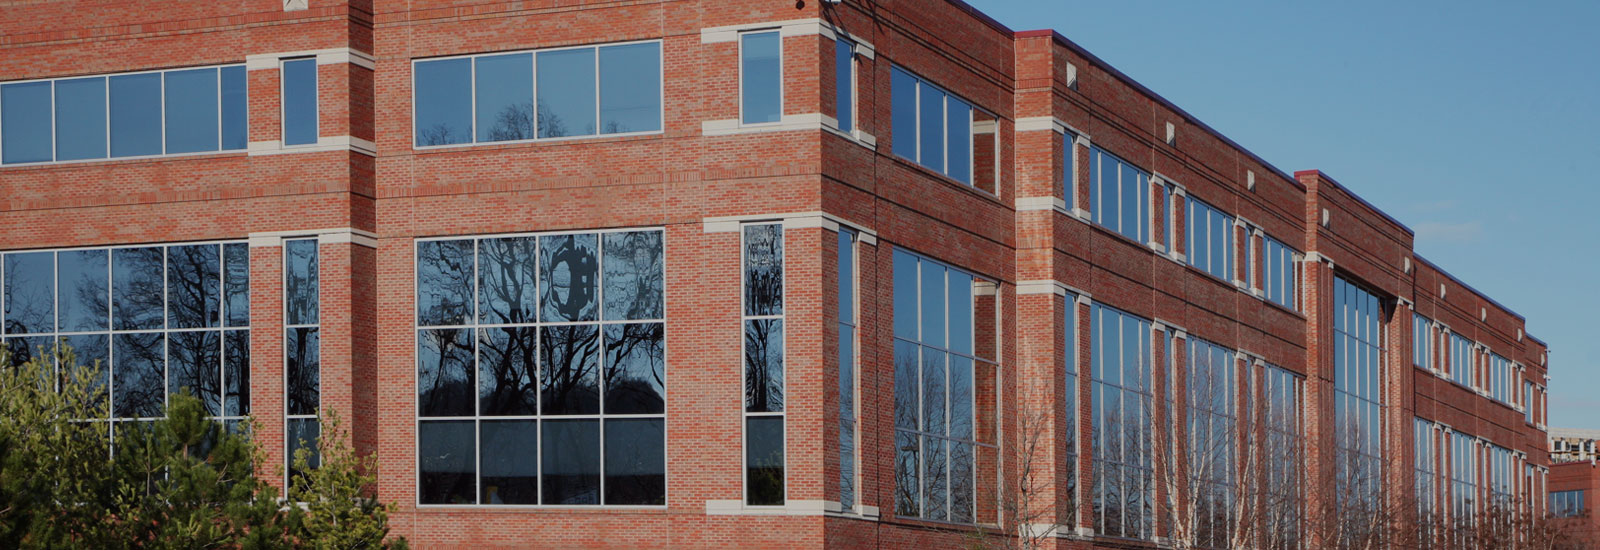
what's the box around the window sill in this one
[703,113,834,137]
[887,151,1002,204]
[416,504,669,512]
[0,149,246,170]
[704,499,864,517]
[409,130,664,154]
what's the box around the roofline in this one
[1414,254,1527,322]
[1292,169,1414,235]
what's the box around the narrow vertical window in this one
[1262,235,1299,310]
[744,223,785,505]
[891,67,918,160]
[1188,338,1236,548]
[1333,276,1387,546]
[834,38,854,134]
[1062,132,1077,212]
[1414,418,1438,547]
[740,31,782,125]
[282,58,318,146]
[1063,291,1079,519]
[1089,303,1154,539]
[1262,363,1304,549]
[837,229,858,512]
[285,238,321,481]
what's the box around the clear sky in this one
[962,0,1600,428]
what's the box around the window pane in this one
[599,43,661,134]
[743,224,784,316]
[417,239,474,327]
[480,420,539,504]
[168,330,221,415]
[1,82,53,163]
[167,244,221,329]
[604,322,665,415]
[744,319,784,413]
[414,58,472,146]
[949,355,974,440]
[286,327,320,416]
[835,39,853,133]
[893,251,919,340]
[895,429,920,515]
[477,236,537,324]
[285,239,319,326]
[112,332,165,418]
[540,324,600,415]
[418,328,473,417]
[109,73,162,158]
[947,270,973,356]
[1119,165,1139,240]
[112,247,163,331]
[922,348,946,434]
[57,249,108,332]
[223,243,250,327]
[838,231,855,323]
[740,32,781,125]
[287,417,321,479]
[282,59,318,146]
[4,252,55,334]
[923,436,948,520]
[540,233,599,322]
[477,327,537,416]
[419,420,476,504]
[542,419,601,505]
[918,83,945,173]
[474,53,534,142]
[536,48,597,138]
[947,99,971,183]
[746,415,785,505]
[891,67,917,160]
[894,339,920,431]
[602,231,664,321]
[919,263,945,348]
[164,68,219,154]
[220,66,248,150]
[4,336,51,371]
[224,330,249,416]
[951,441,975,522]
[55,77,107,161]
[63,334,108,393]
[604,418,666,505]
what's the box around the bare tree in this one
[1305,417,1396,550]
[966,398,1061,550]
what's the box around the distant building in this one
[1552,428,1600,464]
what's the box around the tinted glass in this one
[540,234,598,322]
[168,330,221,415]
[542,419,601,505]
[2,82,53,164]
[417,239,474,326]
[223,243,250,326]
[918,83,945,172]
[63,334,108,390]
[946,99,971,183]
[740,32,781,125]
[58,249,109,332]
[744,319,784,413]
[164,68,219,153]
[838,231,855,322]
[891,67,917,159]
[835,39,853,133]
[536,48,597,138]
[743,224,783,316]
[599,43,661,134]
[4,252,54,334]
[285,327,320,416]
[541,324,600,415]
[287,417,321,480]
[947,270,973,355]
[603,322,665,414]
[220,66,248,150]
[109,73,163,157]
[113,247,164,330]
[893,250,918,339]
[282,59,318,146]
[418,328,473,417]
[895,429,920,515]
[602,231,664,321]
[922,436,947,520]
[922,348,946,434]
[477,236,537,324]
[112,332,165,418]
[55,77,107,161]
[474,53,534,142]
[604,418,666,505]
[284,239,319,325]
[480,420,539,504]
[224,330,250,416]
[746,416,784,505]
[477,326,537,416]
[419,420,476,504]
[919,262,945,347]
[167,244,221,329]
[414,58,472,146]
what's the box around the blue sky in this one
[962,0,1600,428]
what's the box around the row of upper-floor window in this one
[1414,417,1538,531]
[1411,312,1539,416]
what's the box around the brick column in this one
[1301,254,1336,547]
[249,237,286,492]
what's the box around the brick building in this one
[0,0,1552,548]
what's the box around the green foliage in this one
[0,343,407,549]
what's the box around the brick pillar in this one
[1301,255,1336,547]
[1073,297,1095,534]
[249,239,286,492]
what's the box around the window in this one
[837,229,858,512]
[1090,303,1153,540]
[1156,181,1175,252]
[890,66,996,192]
[282,59,318,146]
[743,223,786,506]
[1,65,247,165]
[1063,291,1080,521]
[1062,132,1078,212]
[1553,490,1585,518]
[893,249,993,523]
[1,242,251,448]
[1262,236,1298,310]
[1186,196,1233,281]
[1187,338,1235,548]
[1333,276,1385,538]
[1448,332,1473,388]
[413,41,662,147]
[284,239,321,480]
[1450,432,1477,528]
[834,38,854,133]
[1413,314,1435,369]
[1488,353,1512,405]
[1525,381,1536,424]
[1415,418,1438,547]
[1090,146,1150,244]
[740,31,782,125]
[414,229,666,506]
[1262,363,1303,550]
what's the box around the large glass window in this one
[740,31,782,125]
[1,242,250,447]
[1187,338,1235,548]
[412,41,662,147]
[1553,490,1585,518]
[743,223,785,506]
[1090,146,1150,244]
[281,59,318,146]
[1262,235,1298,310]
[1448,332,1473,388]
[837,229,858,511]
[893,249,992,523]
[1415,418,1438,547]
[1450,432,1477,529]
[1333,276,1385,542]
[1090,303,1153,540]
[1488,352,1512,405]
[415,229,665,506]
[1186,196,1233,281]
[1413,313,1435,369]
[889,66,994,191]
[284,239,321,481]
[1261,363,1303,550]
[1,65,247,165]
